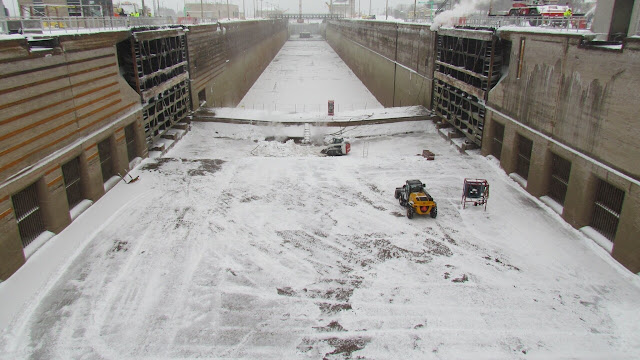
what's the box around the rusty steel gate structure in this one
[433,28,504,147]
[118,28,191,149]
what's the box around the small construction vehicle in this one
[395,179,437,219]
[321,137,350,156]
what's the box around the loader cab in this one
[406,180,425,194]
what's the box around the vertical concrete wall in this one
[208,24,288,107]
[187,20,288,110]
[484,29,640,273]
[0,31,147,279]
[325,20,435,108]
[489,32,640,180]
[0,20,287,279]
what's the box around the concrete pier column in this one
[113,128,130,176]
[82,144,106,202]
[0,196,24,280]
[134,118,148,160]
[527,138,551,197]
[481,112,495,157]
[38,167,71,234]
[562,160,598,229]
[500,123,518,175]
[611,183,640,273]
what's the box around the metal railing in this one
[452,15,590,32]
[11,182,45,248]
[591,179,625,241]
[0,16,221,34]
[236,103,380,113]
[548,153,571,206]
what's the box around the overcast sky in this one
[3,0,463,17]
[2,0,596,20]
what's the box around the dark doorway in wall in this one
[12,182,45,248]
[515,134,533,180]
[198,89,206,106]
[548,153,571,206]
[591,179,625,241]
[98,138,114,183]
[62,157,83,209]
[492,121,504,159]
[125,124,137,163]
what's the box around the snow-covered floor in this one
[1,38,639,359]
[237,38,383,113]
[1,120,639,359]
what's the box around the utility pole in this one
[385,0,388,19]
[200,0,203,18]
[227,0,230,19]
[413,0,416,21]
[368,0,371,16]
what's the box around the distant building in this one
[330,0,355,18]
[184,3,240,19]
[18,0,113,17]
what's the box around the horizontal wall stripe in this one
[0,195,8,202]
[0,102,136,175]
[1,53,113,79]
[0,208,12,220]
[47,175,63,187]
[0,62,116,96]
[45,166,59,175]
[116,134,126,142]
[0,98,122,159]
[0,72,117,111]
[86,152,100,161]
[0,81,118,127]
[0,90,120,142]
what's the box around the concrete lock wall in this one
[325,20,435,108]
[327,21,639,273]
[484,32,640,273]
[0,32,146,280]
[188,20,288,110]
[488,32,640,180]
[0,20,289,279]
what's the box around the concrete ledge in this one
[193,114,436,127]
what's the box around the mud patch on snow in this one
[110,240,128,253]
[313,320,346,332]
[366,183,383,195]
[140,158,225,176]
[174,206,193,228]
[188,159,226,175]
[390,211,405,217]
[424,238,453,257]
[317,302,352,314]
[354,238,432,266]
[277,287,297,297]
[298,336,371,358]
[355,192,385,211]
[240,195,261,203]
[451,274,469,283]
[483,255,521,271]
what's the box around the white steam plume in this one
[430,0,491,31]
